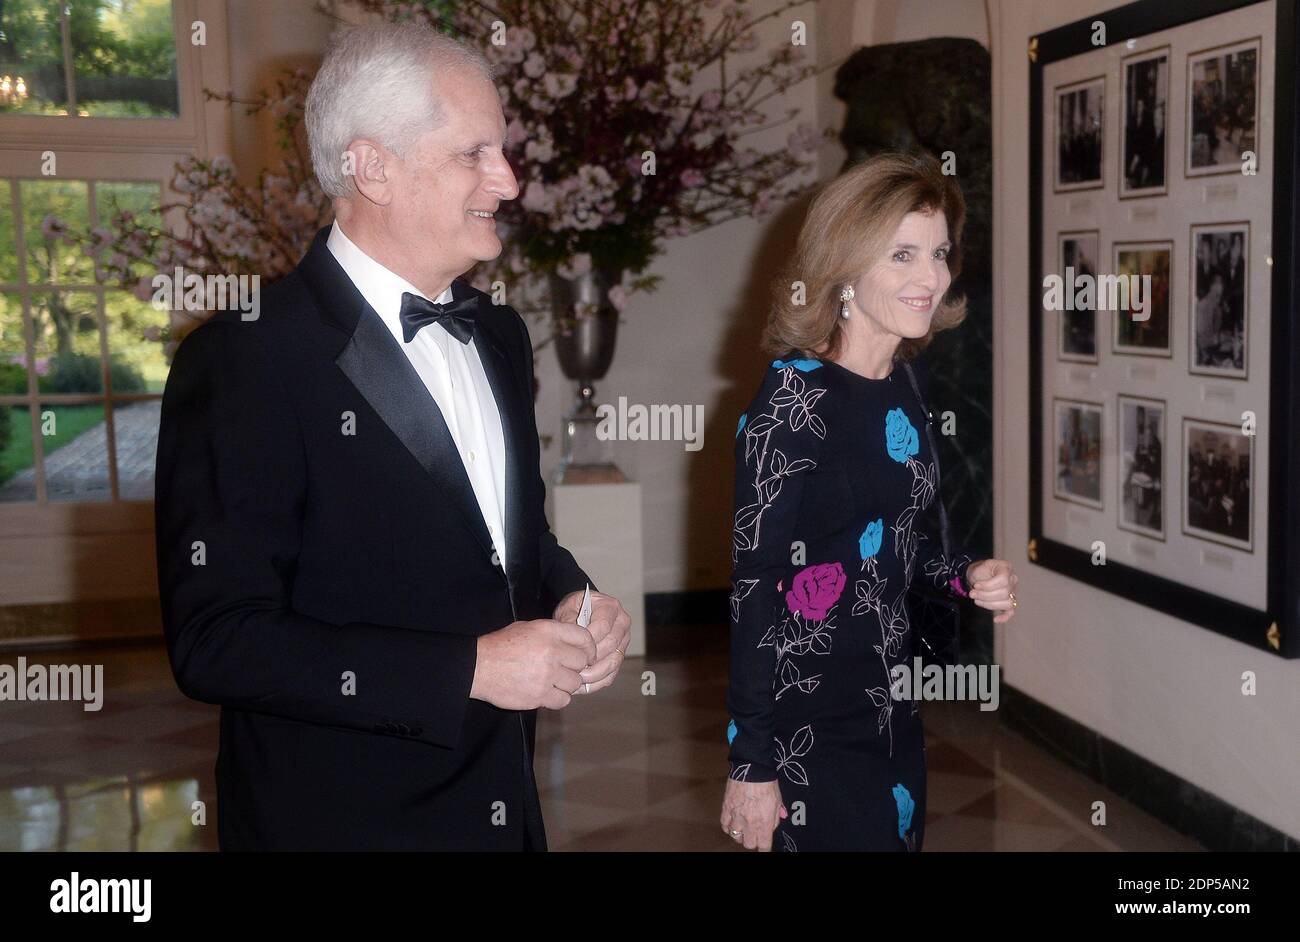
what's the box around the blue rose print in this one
[892,782,915,840]
[736,413,747,437]
[884,407,919,463]
[858,517,884,560]
[772,357,823,372]
[726,718,738,745]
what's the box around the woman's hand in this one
[965,558,1019,624]
[720,777,787,851]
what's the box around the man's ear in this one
[348,140,393,207]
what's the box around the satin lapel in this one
[471,301,529,586]
[334,306,495,560]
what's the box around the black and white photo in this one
[1183,418,1253,552]
[1190,222,1248,377]
[1187,38,1261,176]
[1118,395,1165,539]
[1057,231,1099,362]
[1055,76,1104,190]
[1121,47,1169,197]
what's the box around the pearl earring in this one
[839,284,854,320]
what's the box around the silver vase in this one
[550,268,625,484]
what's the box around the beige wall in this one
[989,0,1300,840]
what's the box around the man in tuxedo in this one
[154,21,631,851]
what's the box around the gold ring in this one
[1010,593,1018,608]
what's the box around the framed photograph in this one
[1055,76,1105,190]
[1028,0,1298,657]
[1053,398,1104,509]
[1182,418,1253,552]
[1112,240,1172,357]
[1057,231,1100,361]
[1189,221,1249,378]
[1118,395,1166,540]
[1120,45,1170,198]
[1187,38,1262,176]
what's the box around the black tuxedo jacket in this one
[154,227,592,850]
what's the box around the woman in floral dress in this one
[720,153,1020,852]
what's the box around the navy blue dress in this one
[726,356,972,852]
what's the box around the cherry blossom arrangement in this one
[55,0,825,353]
[352,0,828,312]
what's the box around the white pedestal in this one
[550,481,646,658]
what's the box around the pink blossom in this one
[40,214,66,241]
[607,284,628,312]
[691,130,716,150]
[680,168,705,188]
[133,275,155,302]
[521,180,554,213]
[89,226,114,252]
[523,53,546,79]
[787,122,820,155]
[700,90,722,110]
[506,117,527,145]
[543,72,578,99]
[525,139,554,163]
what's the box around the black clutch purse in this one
[901,362,963,668]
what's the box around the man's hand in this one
[470,619,598,710]
[553,590,631,695]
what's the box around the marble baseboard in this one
[1000,685,1297,852]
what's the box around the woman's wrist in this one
[949,560,973,598]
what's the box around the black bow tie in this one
[399,289,478,344]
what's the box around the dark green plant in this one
[39,352,145,394]
[0,362,26,396]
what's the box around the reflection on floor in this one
[0,642,1202,852]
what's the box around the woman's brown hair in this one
[762,150,968,363]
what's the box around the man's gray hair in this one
[305,21,494,199]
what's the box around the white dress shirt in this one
[326,220,509,568]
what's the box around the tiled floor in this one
[0,641,1202,852]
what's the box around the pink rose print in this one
[786,562,847,621]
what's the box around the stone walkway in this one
[0,400,161,502]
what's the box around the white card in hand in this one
[576,584,593,629]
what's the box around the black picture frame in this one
[1028,0,1299,657]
